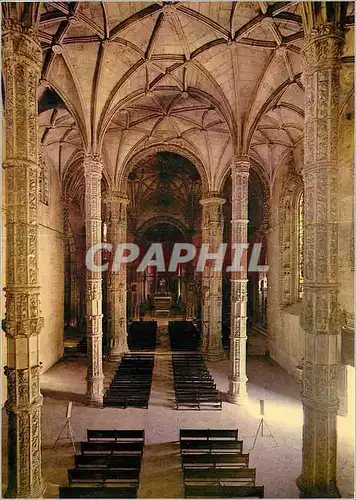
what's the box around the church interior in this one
[1,1,355,498]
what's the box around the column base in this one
[204,348,226,362]
[86,375,104,407]
[226,391,248,405]
[109,339,128,362]
[5,479,46,498]
[227,377,248,405]
[86,394,104,408]
[108,351,126,363]
[296,475,341,498]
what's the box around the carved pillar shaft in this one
[63,200,78,327]
[297,25,344,498]
[2,21,44,498]
[84,155,104,405]
[200,194,225,361]
[105,193,129,360]
[227,157,249,404]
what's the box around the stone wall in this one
[267,162,306,379]
[38,163,64,372]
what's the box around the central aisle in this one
[139,352,183,497]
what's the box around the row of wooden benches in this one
[180,428,264,498]
[104,355,154,408]
[59,430,145,498]
[172,354,222,410]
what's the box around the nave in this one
[2,339,354,498]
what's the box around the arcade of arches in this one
[1,2,354,499]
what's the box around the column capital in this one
[200,192,226,206]
[84,154,102,177]
[302,24,344,73]
[2,19,42,70]
[231,155,250,174]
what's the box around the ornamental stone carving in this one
[105,193,129,360]
[2,20,44,498]
[297,20,344,499]
[199,194,225,361]
[84,154,104,406]
[227,156,249,405]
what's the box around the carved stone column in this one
[200,194,225,361]
[2,20,44,498]
[105,193,129,360]
[227,157,249,405]
[63,199,78,327]
[186,280,195,321]
[297,23,344,498]
[84,155,104,405]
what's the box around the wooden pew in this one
[183,467,256,485]
[59,486,137,498]
[87,429,144,443]
[184,484,264,498]
[180,429,239,442]
[68,468,139,487]
[180,440,243,454]
[182,453,249,469]
[80,441,143,455]
[74,454,141,470]
[104,397,149,409]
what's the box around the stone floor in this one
[2,347,354,498]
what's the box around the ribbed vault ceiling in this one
[35,1,354,195]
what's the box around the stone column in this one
[63,200,78,327]
[227,157,249,405]
[84,154,104,405]
[297,23,344,498]
[2,20,44,498]
[200,194,225,361]
[105,193,129,360]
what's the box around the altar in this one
[154,295,172,316]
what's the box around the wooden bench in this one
[180,429,239,442]
[183,467,256,485]
[107,386,151,392]
[80,441,143,455]
[180,440,243,454]
[182,453,249,469]
[184,484,264,498]
[59,486,137,498]
[68,468,139,486]
[75,455,141,470]
[175,385,217,392]
[103,398,149,409]
[175,393,222,409]
[87,430,144,443]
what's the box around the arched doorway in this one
[124,151,203,322]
